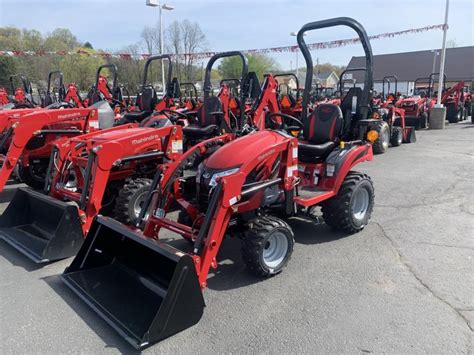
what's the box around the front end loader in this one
[60,17,378,350]
[0,120,183,263]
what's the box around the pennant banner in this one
[0,24,446,60]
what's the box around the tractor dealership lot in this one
[1,123,473,353]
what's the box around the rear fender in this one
[321,143,372,193]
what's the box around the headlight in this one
[209,167,240,187]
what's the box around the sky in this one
[0,0,473,70]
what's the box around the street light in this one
[431,50,439,75]
[146,0,174,95]
[290,31,306,78]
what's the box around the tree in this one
[59,48,105,90]
[0,57,17,89]
[218,53,279,80]
[0,27,23,50]
[44,28,79,51]
[313,62,345,76]
[181,20,207,81]
[141,24,160,54]
[165,20,208,82]
[22,29,43,51]
[83,42,93,49]
[165,21,182,80]
[112,43,143,94]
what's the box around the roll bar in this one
[142,55,173,95]
[9,74,33,95]
[338,67,366,97]
[274,73,300,100]
[203,51,249,129]
[47,70,65,101]
[297,17,373,120]
[180,82,198,99]
[382,75,398,99]
[95,64,118,90]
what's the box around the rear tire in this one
[371,120,390,154]
[446,104,460,123]
[242,216,294,277]
[321,172,374,233]
[113,178,152,225]
[390,126,403,147]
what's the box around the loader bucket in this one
[0,187,84,263]
[61,216,205,349]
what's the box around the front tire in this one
[113,178,152,225]
[321,172,375,233]
[242,216,294,277]
[17,161,48,189]
[372,120,390,154]
[390,126,403,147]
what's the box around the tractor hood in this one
[205,130,287,170]
[92,127,168,144]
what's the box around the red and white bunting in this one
[0,24,446,61]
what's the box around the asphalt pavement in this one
[1,121,473,354]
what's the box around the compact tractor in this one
[0,51,253,263]
[4,74,38,109]
[443,80,468,123]
[59,17,378,350]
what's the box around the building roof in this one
[314,71,334,80]
[346,46,474,83]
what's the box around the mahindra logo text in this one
[132,135,159,145]
[258,149,275,161]
[58,113,82,120]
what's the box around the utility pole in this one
[436,0,449,107]
[430,0,450,129]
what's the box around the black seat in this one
[339,87,364,134]
[118,87,156,125]
[183,96,223,138]
[299,104,344,161]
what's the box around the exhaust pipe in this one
[61,216,205,349]
[0,188,84,263]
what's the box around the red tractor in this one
[0,52,254,263]
[274,73,303,115]
[395,76,434,129]
[6,74,38,109]
[443,80,468,123]
[59,17,379,350]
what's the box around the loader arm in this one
[249,74,281,130]
[441,81,465,105]
[0,108,97,191]
[51,125,183,234]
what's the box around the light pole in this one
[436,0,449,107]
[146,0,174,94]
[290,32,299,77]
[290,31,306,78]
[431,50,439,74]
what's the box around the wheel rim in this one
[351,187,370,221]
[381,128,389,149]
[133,191,149,219]
[263,231,289,269]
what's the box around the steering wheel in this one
[158,108,191,123]
[266,112,303,132]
